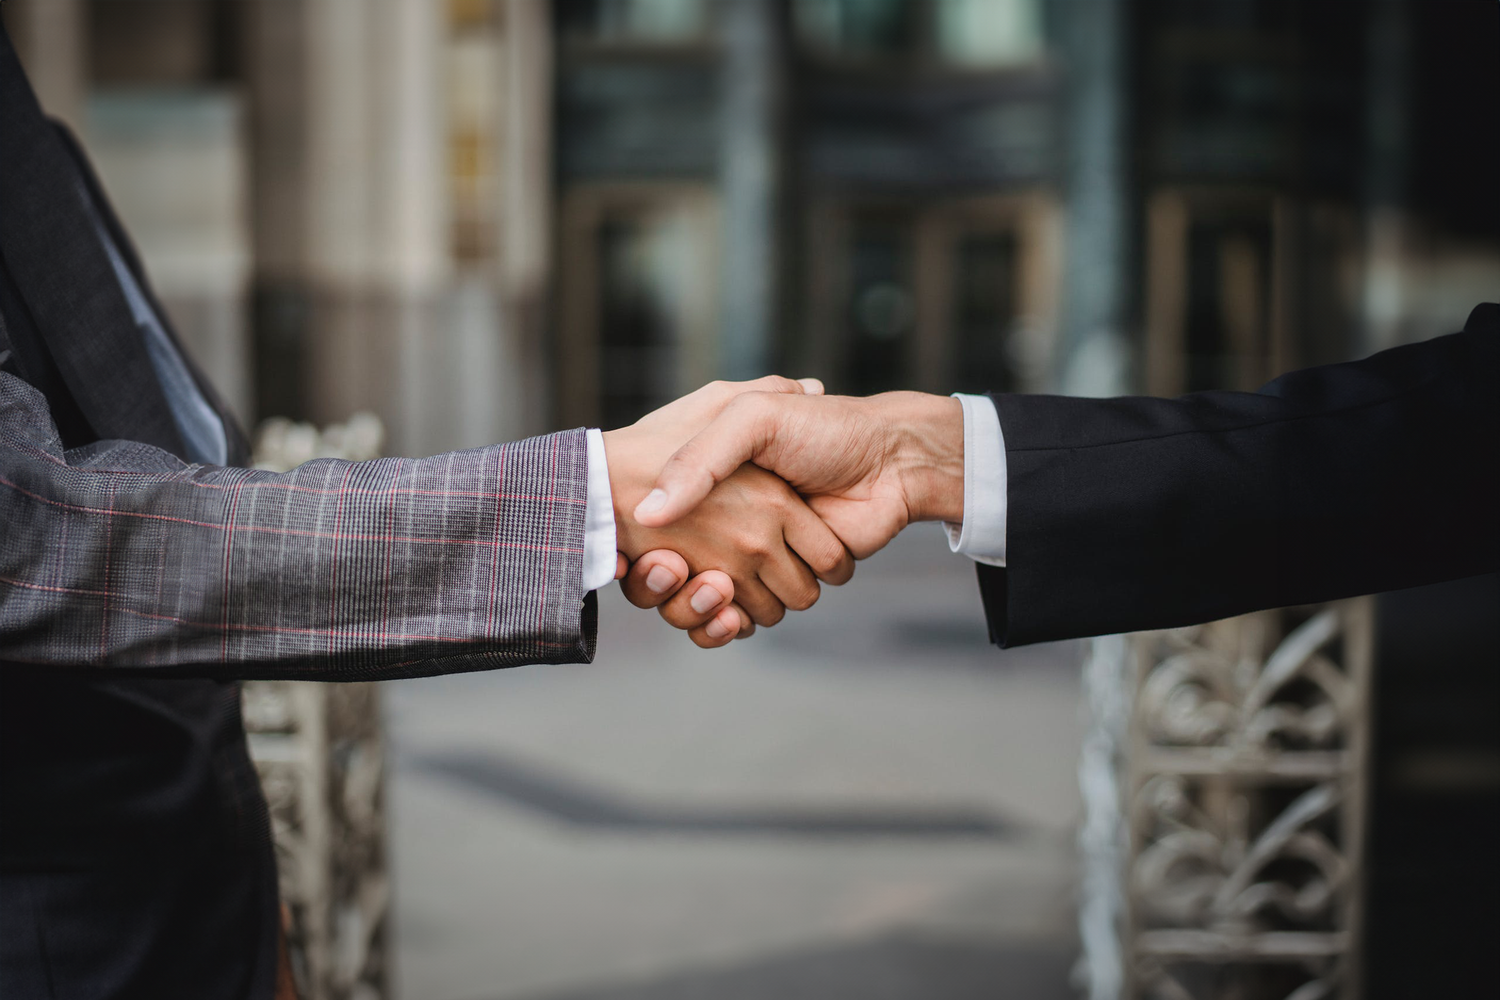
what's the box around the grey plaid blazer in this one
[0,370,596,678]
[0,19,593,999]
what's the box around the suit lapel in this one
[0,24,188,458]
[53,124,252,466]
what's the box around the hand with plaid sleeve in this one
[0,370,857,676]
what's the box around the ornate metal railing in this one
[1079,600,1374,1000]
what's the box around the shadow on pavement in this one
[496,935,1076,1000]
[408,748,1016,839]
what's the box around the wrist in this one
[883,392,965,524]
[601,427,651,556]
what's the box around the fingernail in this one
[690,585,724,614]
[705,616,732,639]
[645,565,677,595]
[635,489,668,517]
[798,377,824,395]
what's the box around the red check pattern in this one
[0,373,595,679]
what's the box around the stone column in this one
[500,0,557,437]
[718,0,787,380]
[300,0,382,431]
[1057,0,1131,397]
[370,0,449,456]
[1065,9,1137,985]
[247,0,450,453]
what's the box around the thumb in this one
[633,394,777,527]
[736,374,822,397]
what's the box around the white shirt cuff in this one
[581,428,618,591]
[942,394,1008,567]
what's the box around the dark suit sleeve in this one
[977,302,1500,647]
[0,371,597,679]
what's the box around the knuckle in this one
[734,527,773,561]
[816,544,849,578]
[788,582,820,612]
[658,603,697,630]
[728,390,771,416]
[759,375,797,393]
[722,393,754,417]
[757,603,786,627]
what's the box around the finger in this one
[688,603,745,649]
[731,603,756,640]
[620,549,691,609]
[692,374,809,410]
[808,493,904,561]
[735,576,787,628]
[738,374,816,397]
[782,498,855,586]
[734,605,756,639]
[699,602,755,645]
[634,394,778,528]
[739,375,822,402]
[658,570,735,630]
[757,537,822,614]
[615,552,629,581]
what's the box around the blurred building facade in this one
[9,0,1494,440]
[6,2,1496,999]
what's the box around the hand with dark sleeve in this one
[979,302,1498,644]
[632,303,1499,646]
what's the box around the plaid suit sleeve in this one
[0,372,596,679]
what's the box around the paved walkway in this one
[388,529,1086,1000]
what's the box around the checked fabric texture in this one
[0,372,596,679]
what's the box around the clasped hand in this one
[605,378,964,647]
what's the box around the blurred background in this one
[4,1,1497,999]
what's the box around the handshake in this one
[603,376,966,648]
[589,307,1498,654]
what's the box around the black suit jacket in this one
[0,23,280,1000]
[978,303,1500,646]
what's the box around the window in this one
[88,0,239,85]
[446,2,504,263]
[795,0,915,58]
[597,213,698,426]
[1144,190,1360,397]
[558,0,711,45]
[804,195,1057,398]
[1183,217,1273,393]
[556,186,719,429]
[933,0,1042,68]
[844,214,917,395]
[795,0,1044,67]
[950,231,1021,393]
